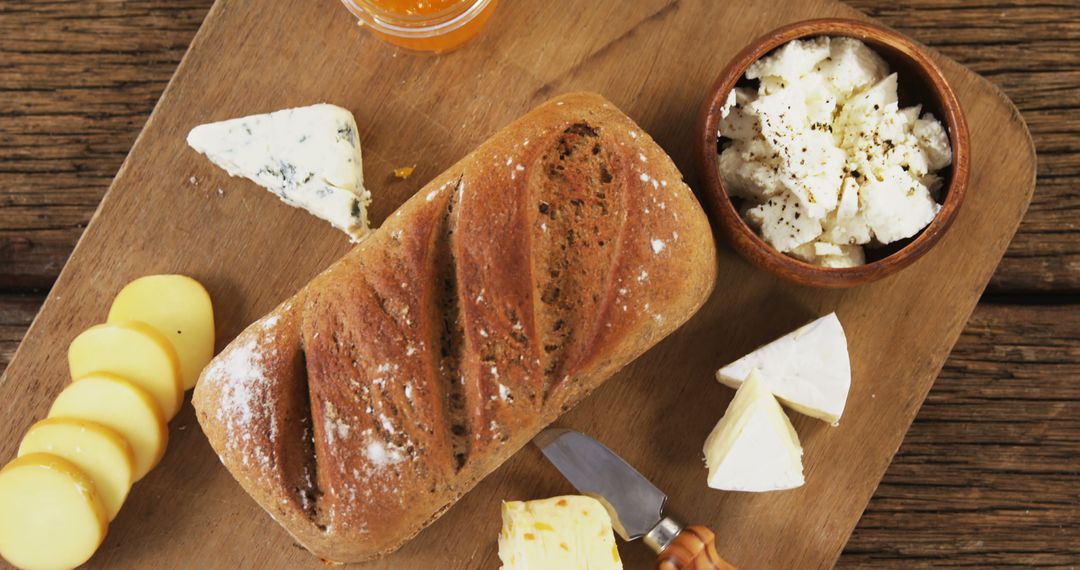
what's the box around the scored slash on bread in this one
[192,92,718,563]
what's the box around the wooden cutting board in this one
[0,0,1035,568]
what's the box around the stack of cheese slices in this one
[0,275,214,570]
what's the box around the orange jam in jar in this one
[340,0,498,53]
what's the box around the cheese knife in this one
[533,428,737,570]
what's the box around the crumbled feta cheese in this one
[745,192,822,253]
[718,88,759,141]
[820,247,865,268]
[746,36,830,83]
[861,166,940,243]
[720,88,738,119]
[718,138,786,200]
[914,113,953,171]
[717,37,952,267]
[813,37,889,99]
[789,240,865,268]
[813,241,844,257]
[820,176,872,246]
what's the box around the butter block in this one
[19,418,135,520]
[0,453,108,570]
[108,274,215,391]
[69,322,183,419]
[49,373,168,481]
[704,370,804,492]
[498,495,622,570]
[717,313,851,424]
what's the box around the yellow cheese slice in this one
[498,495,623,570]
[0,453,108,570]
[108,275,215,391]
[49,373,168,481]
[69,321,183,419]
[19,418,135,521]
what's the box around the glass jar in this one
[340,0,498,53]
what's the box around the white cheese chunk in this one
[836,175,861,220]
[914,113,953,171]
[750,88,807,147]
[813,241,843,257]
[842,72,899,116]
[498,496,622,570]
[819,246,865,267]
[718,138,785,201]
[745,192,822,253]
[899,104,922,126]
[704,370,804,492]
[717,313,851,424]
[790,241,865,268]
[821,177,873,246]
[861,166,941,244]
[187,104,370,240]
[720,88,737,119]
[747,36,830,83]
[749,88,844,218]
[787,242,818,263]
[798,72,840,126]
[777,131,845,218]
[718,88,759,141]
[813,37,889,99]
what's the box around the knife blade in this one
[534,428,738,570]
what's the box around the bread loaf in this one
[192,92,717,562]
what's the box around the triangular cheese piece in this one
[187,104,370,240]
[717,312,850,424]
[704,370,804,492]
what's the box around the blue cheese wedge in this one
[704,370,805,492]
[717,313,851,424]
[187,104,370,240]
[498,496,623,570]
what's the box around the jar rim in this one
[343,0,493,37]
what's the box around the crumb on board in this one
[393,165,416,179]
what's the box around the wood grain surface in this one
[0,0,1074,568]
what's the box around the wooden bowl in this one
[695,19,970,288]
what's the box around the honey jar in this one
[340,0,498,53]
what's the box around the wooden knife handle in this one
[655,525,737,570]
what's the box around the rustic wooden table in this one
[0,1,1076,567]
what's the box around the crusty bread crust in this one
[193,92,717,562]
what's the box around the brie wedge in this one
[498,496,622,570]
[717,313,851,424]
[187,104,370,240]
[704,370,804,492]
